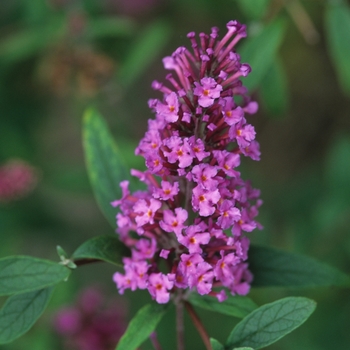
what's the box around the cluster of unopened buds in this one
[112,20,262,304]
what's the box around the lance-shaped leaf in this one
[72,235,130,266]
[249,245,350,288]
[239,19,286,91]
[83,108,130,227]
[226,297,316,349]
[325,3,350,96]
[0,288,54,344]
[85,17,135,40]
[0,16,64,69]
[236,0,270,20]
[0,256,70,296]
[117,20,171,89]
[260,57,289,117]
[116,303,168,350]
[188,293,257,319]
[210,338,224,350]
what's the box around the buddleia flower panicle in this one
[112,20,262,304]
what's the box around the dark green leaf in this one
[210,338,224,350]
[0,288,54,344]
[72,235,130,266]
[0,256,70,296]
[249,245,350,288]
[239,19,286,91]
[325,3,350,95]
[260,57,289,117]
[226,297,316,349]
[325,136,350,200]
[116,303,168,350]
[188,293,257,318]
[236,0,271,20]
[83,108,130,227]
[118,20,171,89]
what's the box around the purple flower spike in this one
[112,20,262,304]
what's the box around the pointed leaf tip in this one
[226,297,316,349]
[82,108,130,227]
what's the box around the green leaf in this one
[236,0,271,20]
[85,17,135,40]
[83,108,130,227]
[233,348,254,350]
[56,246,68,259]
[0,16,65,69]
[325,3,350,95]
[210,338,224,350]
[116,303,168,350]
[188,293,257,318]
[325,135,350,200]
[72,235,130,266]
[117,20,171,89]
[260,57,289,117]
[239,19,286,91]
[0,256,70,296]
[0,288,54,344]
[226,297,316,349]
[249,245,350,288]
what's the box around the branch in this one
[184,301,211,350]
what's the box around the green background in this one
[1,0,350,349]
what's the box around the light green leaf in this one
[0,256,70,296]
[0,288,54,344]
[249,245,350,288]
[116,303,168,350]
[226,297,316,349]
[260,57,289,117]
[22,0,52,24]
[325,3,350,95]
[72,235,130,266]
[210,338,224,350]
[83,108,130,227]
[0,16,65,69]
[236,0,271,20]
[85,17,135,40]
[233,348,254,350]
[239,19,286,91]
[117,20,171,89]
[188,293,257,318]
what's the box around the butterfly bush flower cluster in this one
[112,20,262,304]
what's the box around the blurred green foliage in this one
[0,0,350,349]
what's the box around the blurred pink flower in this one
[0,159,38,203]
[53,287,127,350]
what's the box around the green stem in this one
[150,332,163,350]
